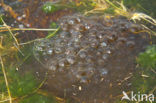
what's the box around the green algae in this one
[137,45,156,69]
[42,3,60,14]
[19,94,57,103]
[42,0,96,14]
[0,67,38,97]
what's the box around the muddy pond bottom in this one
[33,14,150,103]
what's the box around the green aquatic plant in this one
[137,45,156,69]
[115,45,156,103]
[130,69,156,103]
[42,0,96,14]
[132,70,156,93]
[127,45,156,103]
[0,63,59,103]
[0,29,58,103]
[50,22,59,29]
[0,15,6,25]
[46,22,60,39]
[42,3,60,14]
[0,67,39,97]
[9,70,39,97]
[19,94,57,103]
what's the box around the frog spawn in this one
[33,14,149,103]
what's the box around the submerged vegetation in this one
[0,0,156,103]
[117,45,156,103]
[137,45,156,69]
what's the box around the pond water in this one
[0,0,155,103]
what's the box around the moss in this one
[133,45,156,97]
[19,94,57,103]
[42,3,59,14]
[0,68,39,97]
[137,45,156,69]
[42,0,96,14]
[116,45,156,103]
[50,22,58,28]
[0,15,5,25]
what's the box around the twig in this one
[141,24,156,36]
[151,68,156,74]
[0,27,57,32]
[0,56,12,103]
[0,98,11,103]
[18,26,59,45]
[0,17,19,47]
[19,38,44,45]
[13,43,24,56]
[46,26,60,39]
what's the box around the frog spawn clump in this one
[33,14,149,103]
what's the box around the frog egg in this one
[107,35,117,43]
[61,24,68,31]
[80,41,89,47]
[58,59,65,67]
[118,37,127,43]
[49,65,57,71]
[97,59,105,65]
[54,47,63,54]
[85,56,93,63]
[88,28,98,34]
[55,39,62,45]
[71,31,81,38]
[126,41,135,48]
[99,68,108,76]
[60,22,64,26]
[106,50,111,54]
[65,47,76,55]
[46,48,53,55]
[73,42,81,49]
[90,39,99,48]
[84,23,90,30]
[72,38,80,43]
[77,66,94,82]
[32,14,150,103]
[68,19,75,25]
[60,31,68,38]
[34,46,44,52]
[69,29,76,34]
[102,54,109,60]
[80,77,88,83]
[100,42,107,47]
[73,24,81,31]
[87,66,95,74]
[97,33,103,39]
[75,72,88,81]
[78,25,86,32]
[75,17,81,23]
[79,50,87,58]
[66,55,75,64]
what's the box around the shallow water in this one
[32,14,150,103]
[0,0,155,103]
